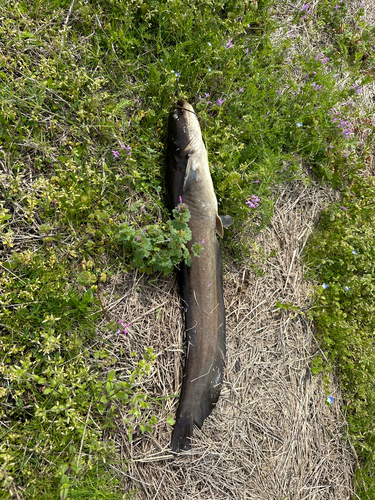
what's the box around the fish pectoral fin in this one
[216,215,224,238]
[183,156,199,192]
[219,215,234,227]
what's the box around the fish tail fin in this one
[171,417,193,452]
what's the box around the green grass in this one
[1,0,375,498]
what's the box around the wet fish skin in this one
[166,100,226,452]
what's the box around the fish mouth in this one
[168,100,200,153]
[171,100,196,122]
[176,100,195,114]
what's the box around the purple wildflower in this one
[216,97,225,106]
[334,4,338,9]
[315,53,323,61]
[246,48,249,55]
[201,239,205,245]
[266,110,270,116]
[112,150,120,158]
[301,2,310,11]
[246,195,260,208]
[208,281,212,287]
[121,144,132,155]
[225,39,234,49]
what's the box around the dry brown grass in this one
[96,178,358,500]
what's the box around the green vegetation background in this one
[0,0,374,498]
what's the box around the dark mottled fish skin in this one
[166,100,226,452]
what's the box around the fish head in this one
[168,100,201,155]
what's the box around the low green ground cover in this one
[0,0,374,498]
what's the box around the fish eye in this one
[173,111,179,120]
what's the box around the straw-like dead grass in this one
[97,178,357,500]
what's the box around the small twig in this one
[152,473,165,500]
[97,284,111,322]
[64,0,75,25]
[77,403,91,468]
[233,300,266,331]
[284,248,298,290]
[0,263,26,284]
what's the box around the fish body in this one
[166,100,226,452]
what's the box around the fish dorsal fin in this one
[183,155,199,192]
[216,215,224,238]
